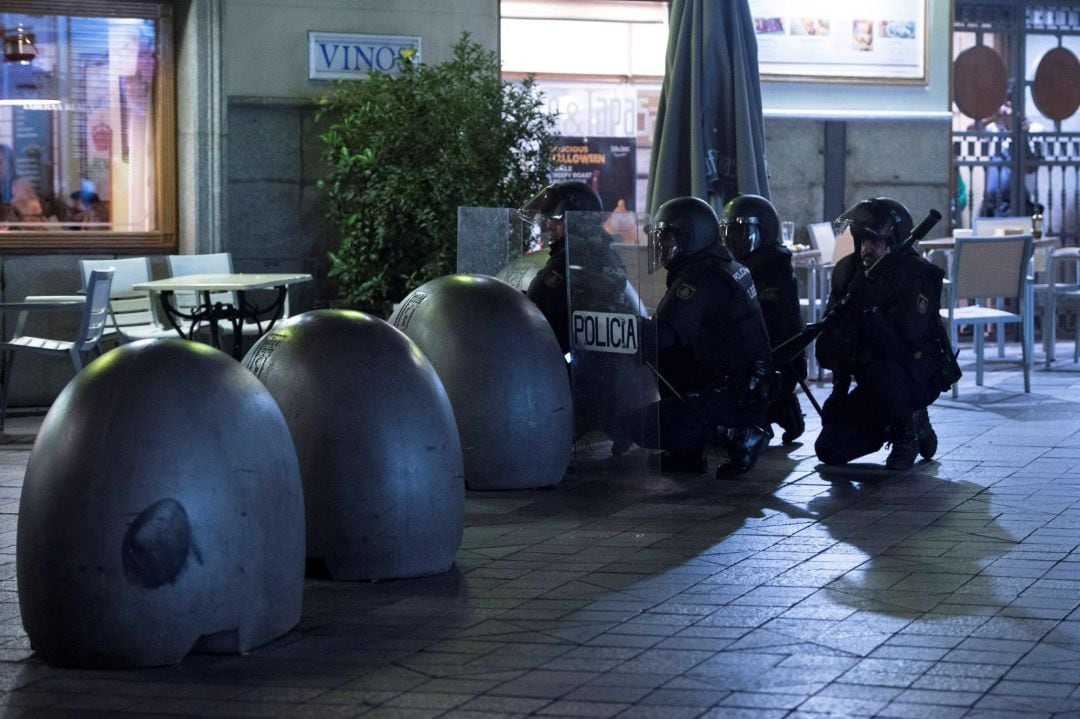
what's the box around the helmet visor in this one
[832,217,890,247]
[516,210,563,253]
[647,223,680,274]
[718,217,759,260]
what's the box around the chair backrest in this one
[78,256,152,294]
[78,256,161,332]
[833,227,855,264]
[77,268,115,350]
[973,216,1033,237]
[951,235,1034,301]
[167,252,234,309]
[808,222,835,262]
[807,221,854,265]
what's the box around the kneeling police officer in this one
[814,197,945,470]
[616,196,773,476]
[720,194,807,444]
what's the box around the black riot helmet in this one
[719,194,780,261]
[647,196,720,273]
[520,181,603,217]
[832,197,914,252]
[518,181,604,252]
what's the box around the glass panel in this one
[0,11,159,232]
[564,209,660,470]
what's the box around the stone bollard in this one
[389,274,572,490]
[17,339,305,668]
[243,310,464,580]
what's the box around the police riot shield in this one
[456,206,548,290]
[564,209,661,468]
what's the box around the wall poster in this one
[551,136,637,213]
[748,0,927,84]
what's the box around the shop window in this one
[0,2,174,252]
[501,0,668,213]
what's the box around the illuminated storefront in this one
[501,0,667,212]
[0,3,174,252]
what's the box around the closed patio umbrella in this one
[646,0,771,215]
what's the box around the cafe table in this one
[132,272,312,359]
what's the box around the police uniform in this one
[741,243,807,441]
[625,243,772,457]
[528,225,653,440]
[527,228,629,355]
[815,247,946,464]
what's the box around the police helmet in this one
[647,196,720,273]
[520,181,602,218]
[832,197,913,251]
[719,194,780,260]
[519,181,604,251]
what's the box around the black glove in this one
[740,360,772,410]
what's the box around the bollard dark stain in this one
[122,499,192,588]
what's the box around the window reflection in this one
[0,12,158,232]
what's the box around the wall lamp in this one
[3,24,36,65]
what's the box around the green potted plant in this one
[317,33,558,315]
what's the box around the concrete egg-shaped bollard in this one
[243,310,464,580]
[495,251,548,292]
[389,274,572,490]
[17,339,305,668]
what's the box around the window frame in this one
[0,0,175,254]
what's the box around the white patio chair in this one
[0,268,114,430]
[1040,247,1080,367]
[940,234,1034,397]
[78,257,182,342]
[972,217,1036,358]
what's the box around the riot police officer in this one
[520,181,650,442]
[616,196,773,476]
[814,197,944,470]
[720,194,807,444]
[520,181,630,353]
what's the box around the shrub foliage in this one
[318,34,558,313]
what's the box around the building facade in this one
[1,0,952,405]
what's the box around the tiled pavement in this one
[2,345,1080,718]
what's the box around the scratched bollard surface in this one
[17,339,305,668]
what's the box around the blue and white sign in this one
[572,311,638,355]
[308,32,422,81]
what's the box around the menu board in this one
[748,0,927,84]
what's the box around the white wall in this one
[223,0,499,99]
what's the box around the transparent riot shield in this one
[456,206,548,290]
[564,209,661,470]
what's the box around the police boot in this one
[647,450,708,474]
[884,419,919,471]
[769,391,805,444]
[715,425,772,478]
[914,407,937,460]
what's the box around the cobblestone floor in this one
[1,344,1079,718]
